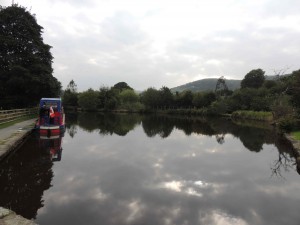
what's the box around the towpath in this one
[0,118,36,160]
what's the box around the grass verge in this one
[231,110,273,121]
[291,131,300,141]
[0,115,36,129]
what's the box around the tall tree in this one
[112,82,133,92]
[98,86,120,110]
[119,89,139,104]
[140,88,160,109]
[78,88,98,111]
[176,90,194,108]
[0,5,61,108]
[62,80,78,106]
[290,69,300,116]
[241,69,265,89]
[159,86,174,108]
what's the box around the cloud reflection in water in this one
[33,114,300,225]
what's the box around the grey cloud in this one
[169,24,300,77]
[46,11,158,90]
[262,0,300,17]
[50,0,97,8]
[41,1,300,90]
[100,11,147,46]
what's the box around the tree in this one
[215,76,229,97]
[290,69,300,116]
[98,86,120,110]
[140,88,160,109]
[66,79,77,93]
[119,89,139,104]
[159,86,174,108]
[193,91,216,108]
[231,88,256,110]
[62,80,78,106]
[241,69,265,89]
[112,82,133,92]
[78,88,99,111]
[0,5,61,108]
[175,90,194,108]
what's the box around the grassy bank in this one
[291,131,300,141]
[231,110,273,121]
[0,115,36,129]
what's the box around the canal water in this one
[0,113,300,225]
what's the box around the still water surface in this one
[0,113,300,225]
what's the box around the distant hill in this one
[170,75,286,93]
[171,78,241,93]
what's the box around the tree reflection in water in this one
[1,113,299,223]
[270,136,298,178]
[65,113,78,138]
[0,134,64,219]
[66,112,299,176]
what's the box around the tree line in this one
[63,68,300,125]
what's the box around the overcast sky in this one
[2,0,300,91]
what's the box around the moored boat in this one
[35,98,65,136]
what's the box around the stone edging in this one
[0,207,37,225]
[284,133,300,173]
[0,123,35,161]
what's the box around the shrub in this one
[278,117,297,132]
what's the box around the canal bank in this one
[286,134,300,152]
[0,119,36,161]
[0,207,37,225]
[285,133,300,169]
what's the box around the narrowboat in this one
[35,98,65,136]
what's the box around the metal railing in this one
[0,108,38,124]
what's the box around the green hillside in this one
[170,75,284,93]
[171,78,241,93]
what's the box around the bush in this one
[78,89,98,111]
[278,117,297,132]
[209,101,228,115]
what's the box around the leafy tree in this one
[231,88,256,110]
[289,69,300,116]
[140,88,160,109]
[159,86,174,108]
[98,86,110,109]
[271,95,293,119]
[215,76,229,97]
[119,89,139,104]
[62,80,78,106]
[0,5,61,108]
[66,79,77,93]
[175,90,194,108]
[209,100,228,115]
[193,91,216,108]
[112,82,133,91]
[78,88,99,111]
[241,69,265,89]
[263,80,277,89]
[98,86,120,110]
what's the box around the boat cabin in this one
[36,98,65,136]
